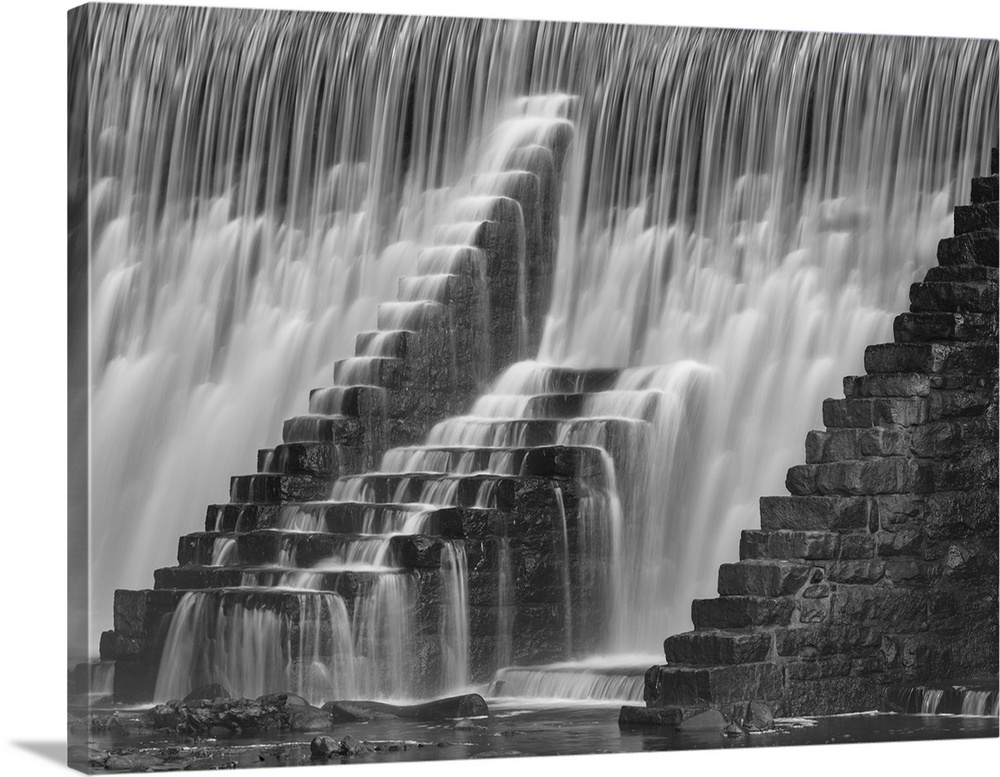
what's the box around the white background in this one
[1,1,997,775]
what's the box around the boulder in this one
[321,694,489,722]
[183,683,231,702]
[743,700,775,732]
[310,735,339,759]
[676,708,728,732]
[290,707,334,732]
[257,692,311,708]
[339,734,373,756]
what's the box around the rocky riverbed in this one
[70,690,999,772]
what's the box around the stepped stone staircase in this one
[622,149,999,726]
[98,100,632,704]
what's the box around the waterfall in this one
[81,5,997,677]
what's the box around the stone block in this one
[663,629,773,666]
[740,529,841,560]
[843,373,931,398]
[691,596,796,629]
[780,676,879,716]
[954,202,999,235]
[936,228,998,267]
[617,705,687,728]
[822,560,886,584]
[831,588,928,631]
[822,397,928,428]
[894,311,998,343]
[786,459,931,496]
[971,175,999,204]
[806,428,909,463]
[909,281,997,314]
[646,663,783,707]
[864,342,997,375]
[759,496,872,532]
[717,560,812,597]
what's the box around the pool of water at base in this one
[82,703,999,770]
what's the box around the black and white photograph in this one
[17,0,1000,773]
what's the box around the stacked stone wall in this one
[624,148,999,725]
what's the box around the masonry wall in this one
[625,149,999,724]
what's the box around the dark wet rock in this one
[310,735,339,759]
[290,707,334,732]
[184,683,231,702]
[339,734,373,756]
[676,708,728,732]
[743,700,775,732]
[147,696,292,734]
[723,722,747,738]
[321,694,489,722]
[104,751,165,771]
[257,691,311,707]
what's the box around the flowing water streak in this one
[440,542,470,692]
[84,6,538,643]
[921,689,945,715]
[84,8,998,669]
[528,30,998,648]
[959,690,993,717]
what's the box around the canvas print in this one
[67,2,999,773]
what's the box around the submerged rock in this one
[321,694,490,722]
[289,707,334,732]
[676,708,728,732]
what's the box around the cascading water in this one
[83,5,997,706]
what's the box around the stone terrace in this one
[623,149,999,726]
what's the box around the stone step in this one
[153,565,398,595]
[205,501,467,536]
[805,427,908,463]
[533,367,619,393]
[785,459,930,496]
[716,560,813,597]
[333,356,406,389]
[381,443,608,479]
[971,175,998,204]
[331,471,519,510]
[355,330,413,359]
[229,473,333,503]
[376,300,451,331]
[955,202,998,235]
[936,229,998,267]
[416,246,485,277]
[691,596,796,629]
[663,629,773,666]
[909,281,997,314]
[307,385,385,417]
[282,415,365,444]
[893,311,998,343]
[758,495,873,533]
[177,530,449,569]
[739,529,875,561]
[644,662,784,708]
[822,397,928,428]
[923,265,998,284]
[397,274,479,306]
[256,442,361,478]
[864,342,997,376]
[843,372,989,397]
[426,417,565,447]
